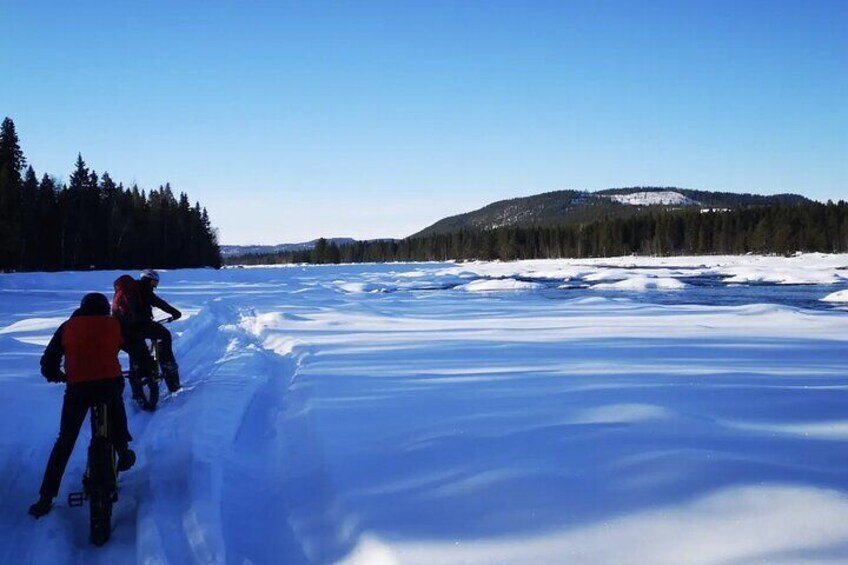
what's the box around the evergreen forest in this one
[0,118,221,272]
[232,201,848,265]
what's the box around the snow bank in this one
[722,267,842,285]
[434,253,848,287]
[822,289,848,303]
[458,278,542,292]
[592,276,686,291]
[336,281,388,293]
[435,262,592,282]
[0,317,64,334]
[583,270,625,282]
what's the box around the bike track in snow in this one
[5,297,356,564]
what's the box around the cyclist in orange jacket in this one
[29,293,135,519]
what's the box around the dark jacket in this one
[41,309,123,385]
[138,279,181,321]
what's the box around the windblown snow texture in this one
[1,254,847,564]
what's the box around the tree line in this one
[231,201,848,265]
[0,117,221,272]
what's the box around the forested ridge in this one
[0,117,221,272]
[413,187,812,238]
[232,201,848,265]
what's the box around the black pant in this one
[128,321,177,368]
[38,379,132,499]
[122,330,155,398]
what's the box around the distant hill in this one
[221,238,356,258]
[224,187,817,265]
[411,187,811,238]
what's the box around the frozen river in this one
[1,254,847,564]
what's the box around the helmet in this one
[140,269,160,284]
[80,292,111,316]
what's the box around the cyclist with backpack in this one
[113,269,182,394]
[29,293,135,519]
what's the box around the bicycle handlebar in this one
[155,317,175,324]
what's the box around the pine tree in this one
[0,120,222,270]
[0,118,26,270]
[19,166,39,269]
[37,174,60,269]
[62,154,91,267]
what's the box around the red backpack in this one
[112,275,142,323]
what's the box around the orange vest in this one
[61,316,123,383]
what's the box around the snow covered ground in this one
[1,254,848,564]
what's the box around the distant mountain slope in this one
[412,187,811,238]
[221,238,356,258]
[595,187,809,208]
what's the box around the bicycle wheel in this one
[88,405,117,546]
[89,483,112,546]
[129,361,160,411]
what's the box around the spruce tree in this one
[37,174,60,269]
[20,166,39,269]
[0,118,26,270]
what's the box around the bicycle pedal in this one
[68,491,86,507]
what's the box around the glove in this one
[171,310,182,321]
[45,369,67,383]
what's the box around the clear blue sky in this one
[2,1,846,244]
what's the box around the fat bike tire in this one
[130,372,159,411]
[87,436,116,546]
[143,373,160,411]
[89,491,112,546]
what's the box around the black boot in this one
[129,375,146,402]
[117,448,136,472]
[162,365,181,393]
[28,496,53,519]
